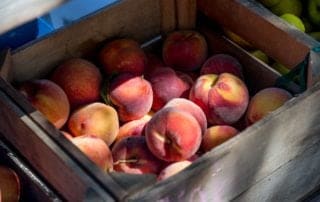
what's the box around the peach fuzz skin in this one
[71,135,113,172]
[145,107,202,162]
[108,73,153,122]
[162,30,208,71]
[115,114,152,142]
[67,102,119,146]
[163,98,207,135]
[99,38,147,75]
[200,54,244,79]
[147,67,192,111]
[18,79,70,129]
[189,73,249,125]
[245,87,292,126]
[201,125,239,152]
[50,58,102,109]
[112,136,164,175]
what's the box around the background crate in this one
[0,0,320,201]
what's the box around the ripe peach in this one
[99,38,147,75]
[51,58,102,109]
[144,53,165,77]
[189,73,249,125]
[18,79,70,129]
[112,136,163,175]
[162,30,208,71]
[201,125,239,152]
[108,73,153,122]
[71,135,113,172]
[145,108,202,162]
[163,98,207,135]
[0,165,20,202]
[115,114,152,142]
[245,87,292,126]
[157,160,192,181]
[68,102,119,146]
[147,67,192,111]
[200,54,244,79]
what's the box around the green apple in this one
[272,62,291,75]
[250,50,270,64]
[223,28,254,50]
[280,13,305,32]
[258,0,280,8]
[308,0,320,25]
[270,0,302,17]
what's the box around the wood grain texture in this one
[159,0,176,33]
[176,0,196,30]
[0,0,66,35]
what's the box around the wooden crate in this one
[0,0,320,201]
[0,136,61,201]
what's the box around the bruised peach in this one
[99,38,147,75]
[71,135,113,171]
[147,67,192,111]
[68,102,119,146]
[162,30,208,71]
[112,136,163,175]
[108,73,153,122]
[18,79,70,129]
[51,58,102,109]
[145,108,202,162]
[200,54,244,79]
[245,87,292,126]
[157,160,192,181]
[189,73,249,125]
[201,125,239,152]
[163,98,207,135]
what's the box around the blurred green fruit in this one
[272,62,291,75]
[258,0,280,7]
[308,0,320,25]
[270,0,302,17]
[250,50,270,64]
[223,29,254,50]
[280,13,305,32]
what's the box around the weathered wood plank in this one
[126,81,320,201]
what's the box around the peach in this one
[145,107,202,162]
[144,53,165,77]
[157,160,192,181]
[163,98,207,135]
[18,79,70,129]
[201,125,239,152]
[60,131,73,140]
[147,67,192,111]
[200,54,244,79]
[245,87,292,126]
[115,114,152,142]
[68,102,119,146]
[99,38,147,75]
[108,73,153,122]
[51,58,102,109]
[112,136,163,175]
[162,30,208,71]
[71,135,113,172]
[0,165,20,202]
[189,73,249,125]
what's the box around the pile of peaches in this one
[16,30,293,181]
